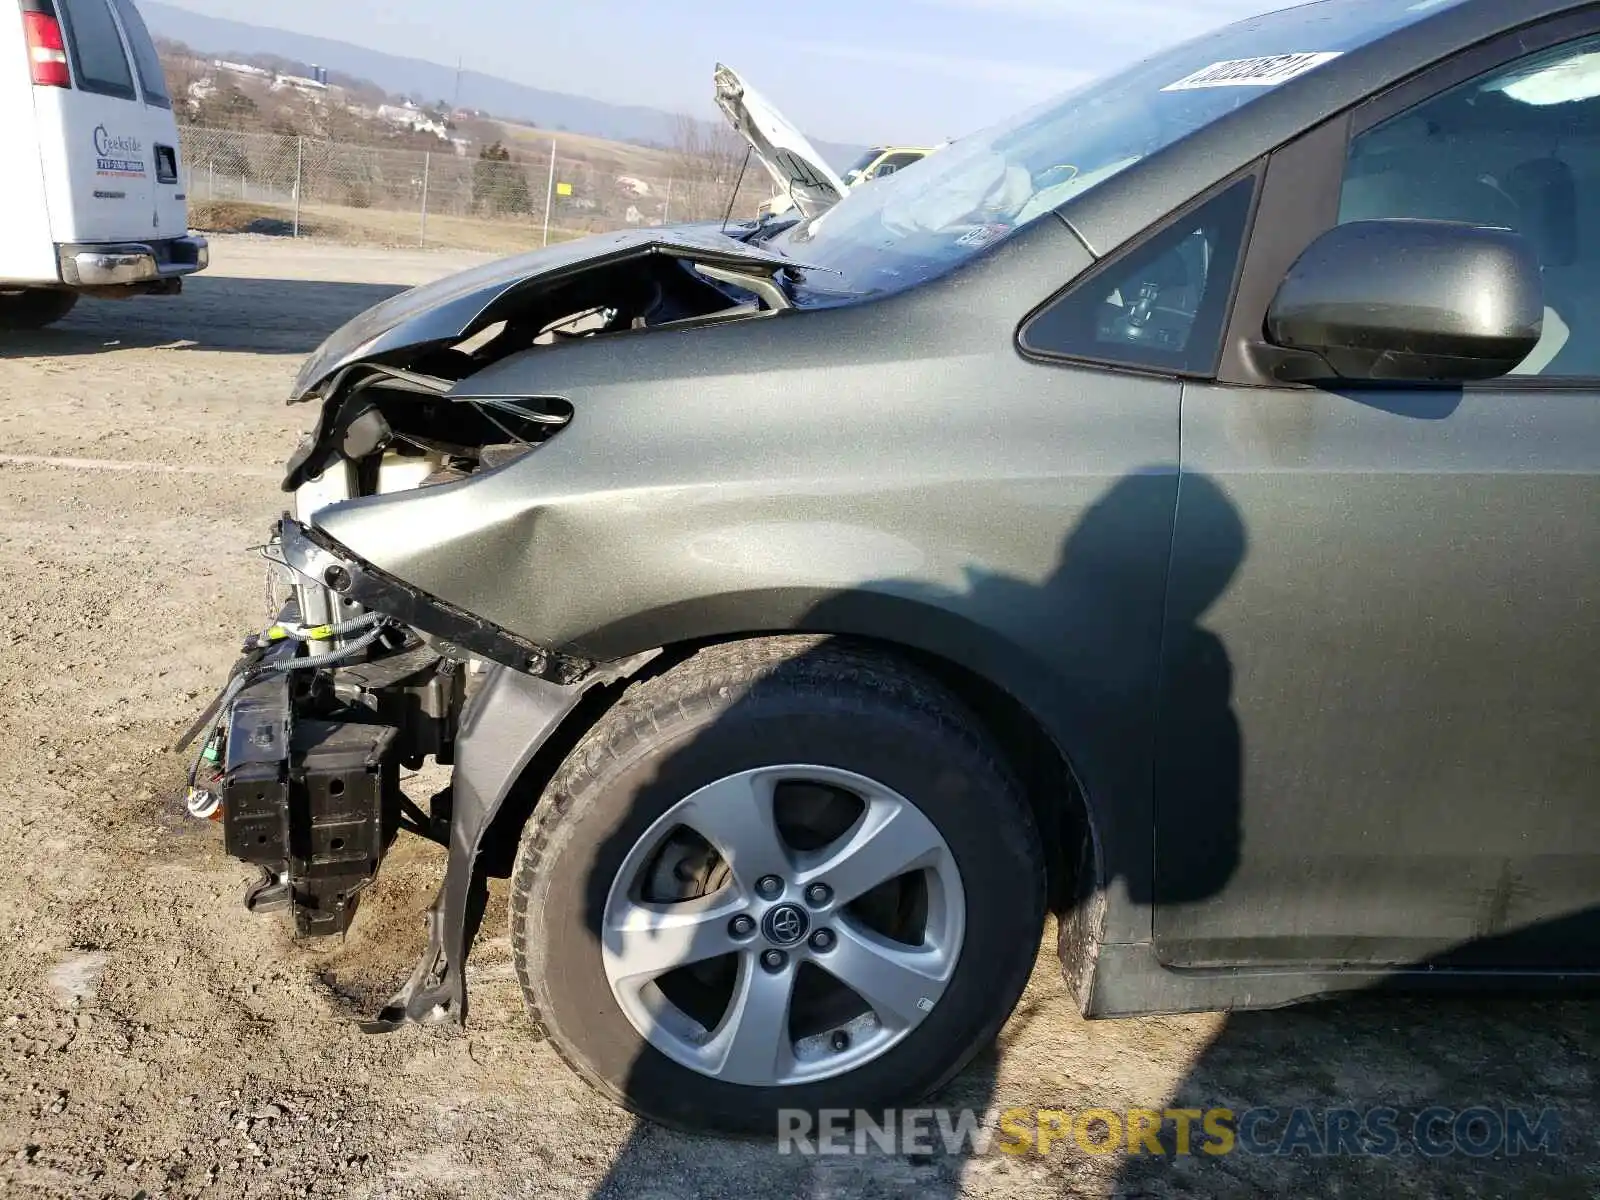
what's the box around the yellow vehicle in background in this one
[842,144,939,185]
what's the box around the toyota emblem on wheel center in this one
[761,903,810,947]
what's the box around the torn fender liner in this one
[366,653,659,1031]
[290,225,813,402]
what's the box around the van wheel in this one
[509,637,1046,1134]
[0,289,78,330]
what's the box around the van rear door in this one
[107,0,183,241]
[29,0,154,244]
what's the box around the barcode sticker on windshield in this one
[1162,52,1342,91]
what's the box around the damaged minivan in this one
[186,0,1600,1134]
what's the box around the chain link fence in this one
[177,126,773,253]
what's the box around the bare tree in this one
[664,116,768,223]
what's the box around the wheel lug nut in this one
[761,949,787,971]
[830,1030,850,1053]
[729,915,756,937]
[804,882,832,907]
[756,875,784,899]
[808,929,835,953]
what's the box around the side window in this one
[1020,175,1257,376]
[1341,34,1600,378]
[57,0,136,100]
[111,0,171,108]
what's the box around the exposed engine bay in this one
[183,229,797,945]
[285,235,793,488]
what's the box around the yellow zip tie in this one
[260,622,338,644]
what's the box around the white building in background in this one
[375,102,450,141]
[376,101,422,123]
[213,59,270,78]
[272,74,329,96]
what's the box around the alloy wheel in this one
[600,765,966,1087]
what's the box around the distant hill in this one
[142,2,862,165]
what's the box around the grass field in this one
[492,120,680,177]
[181,109,772,254]
[187,199,585,254]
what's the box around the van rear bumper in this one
[57,235,209,287]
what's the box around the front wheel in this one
[0,289,78,330]
[510,637,1047,1134]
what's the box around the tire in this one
[0,289,78,330]
[510,636,1047,1134]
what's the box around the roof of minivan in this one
[1062,0,1589,256]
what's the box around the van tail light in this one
[23,11,71,88]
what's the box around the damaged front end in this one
[194,578,439,939]
[186,225,801,1022]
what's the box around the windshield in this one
[842,149,886,186]
[775,0,1464,298]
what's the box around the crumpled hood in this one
[288,224,802,401]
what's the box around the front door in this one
[1156,21,1600,970]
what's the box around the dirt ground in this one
[0,236,1595,1199]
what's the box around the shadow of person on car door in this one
[1103,474,1600,1200]
[569,468,1249,1198]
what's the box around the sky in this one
[157,0,1279,144]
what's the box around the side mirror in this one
[1262,219,1543,383]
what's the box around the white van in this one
[0,0,206,329]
